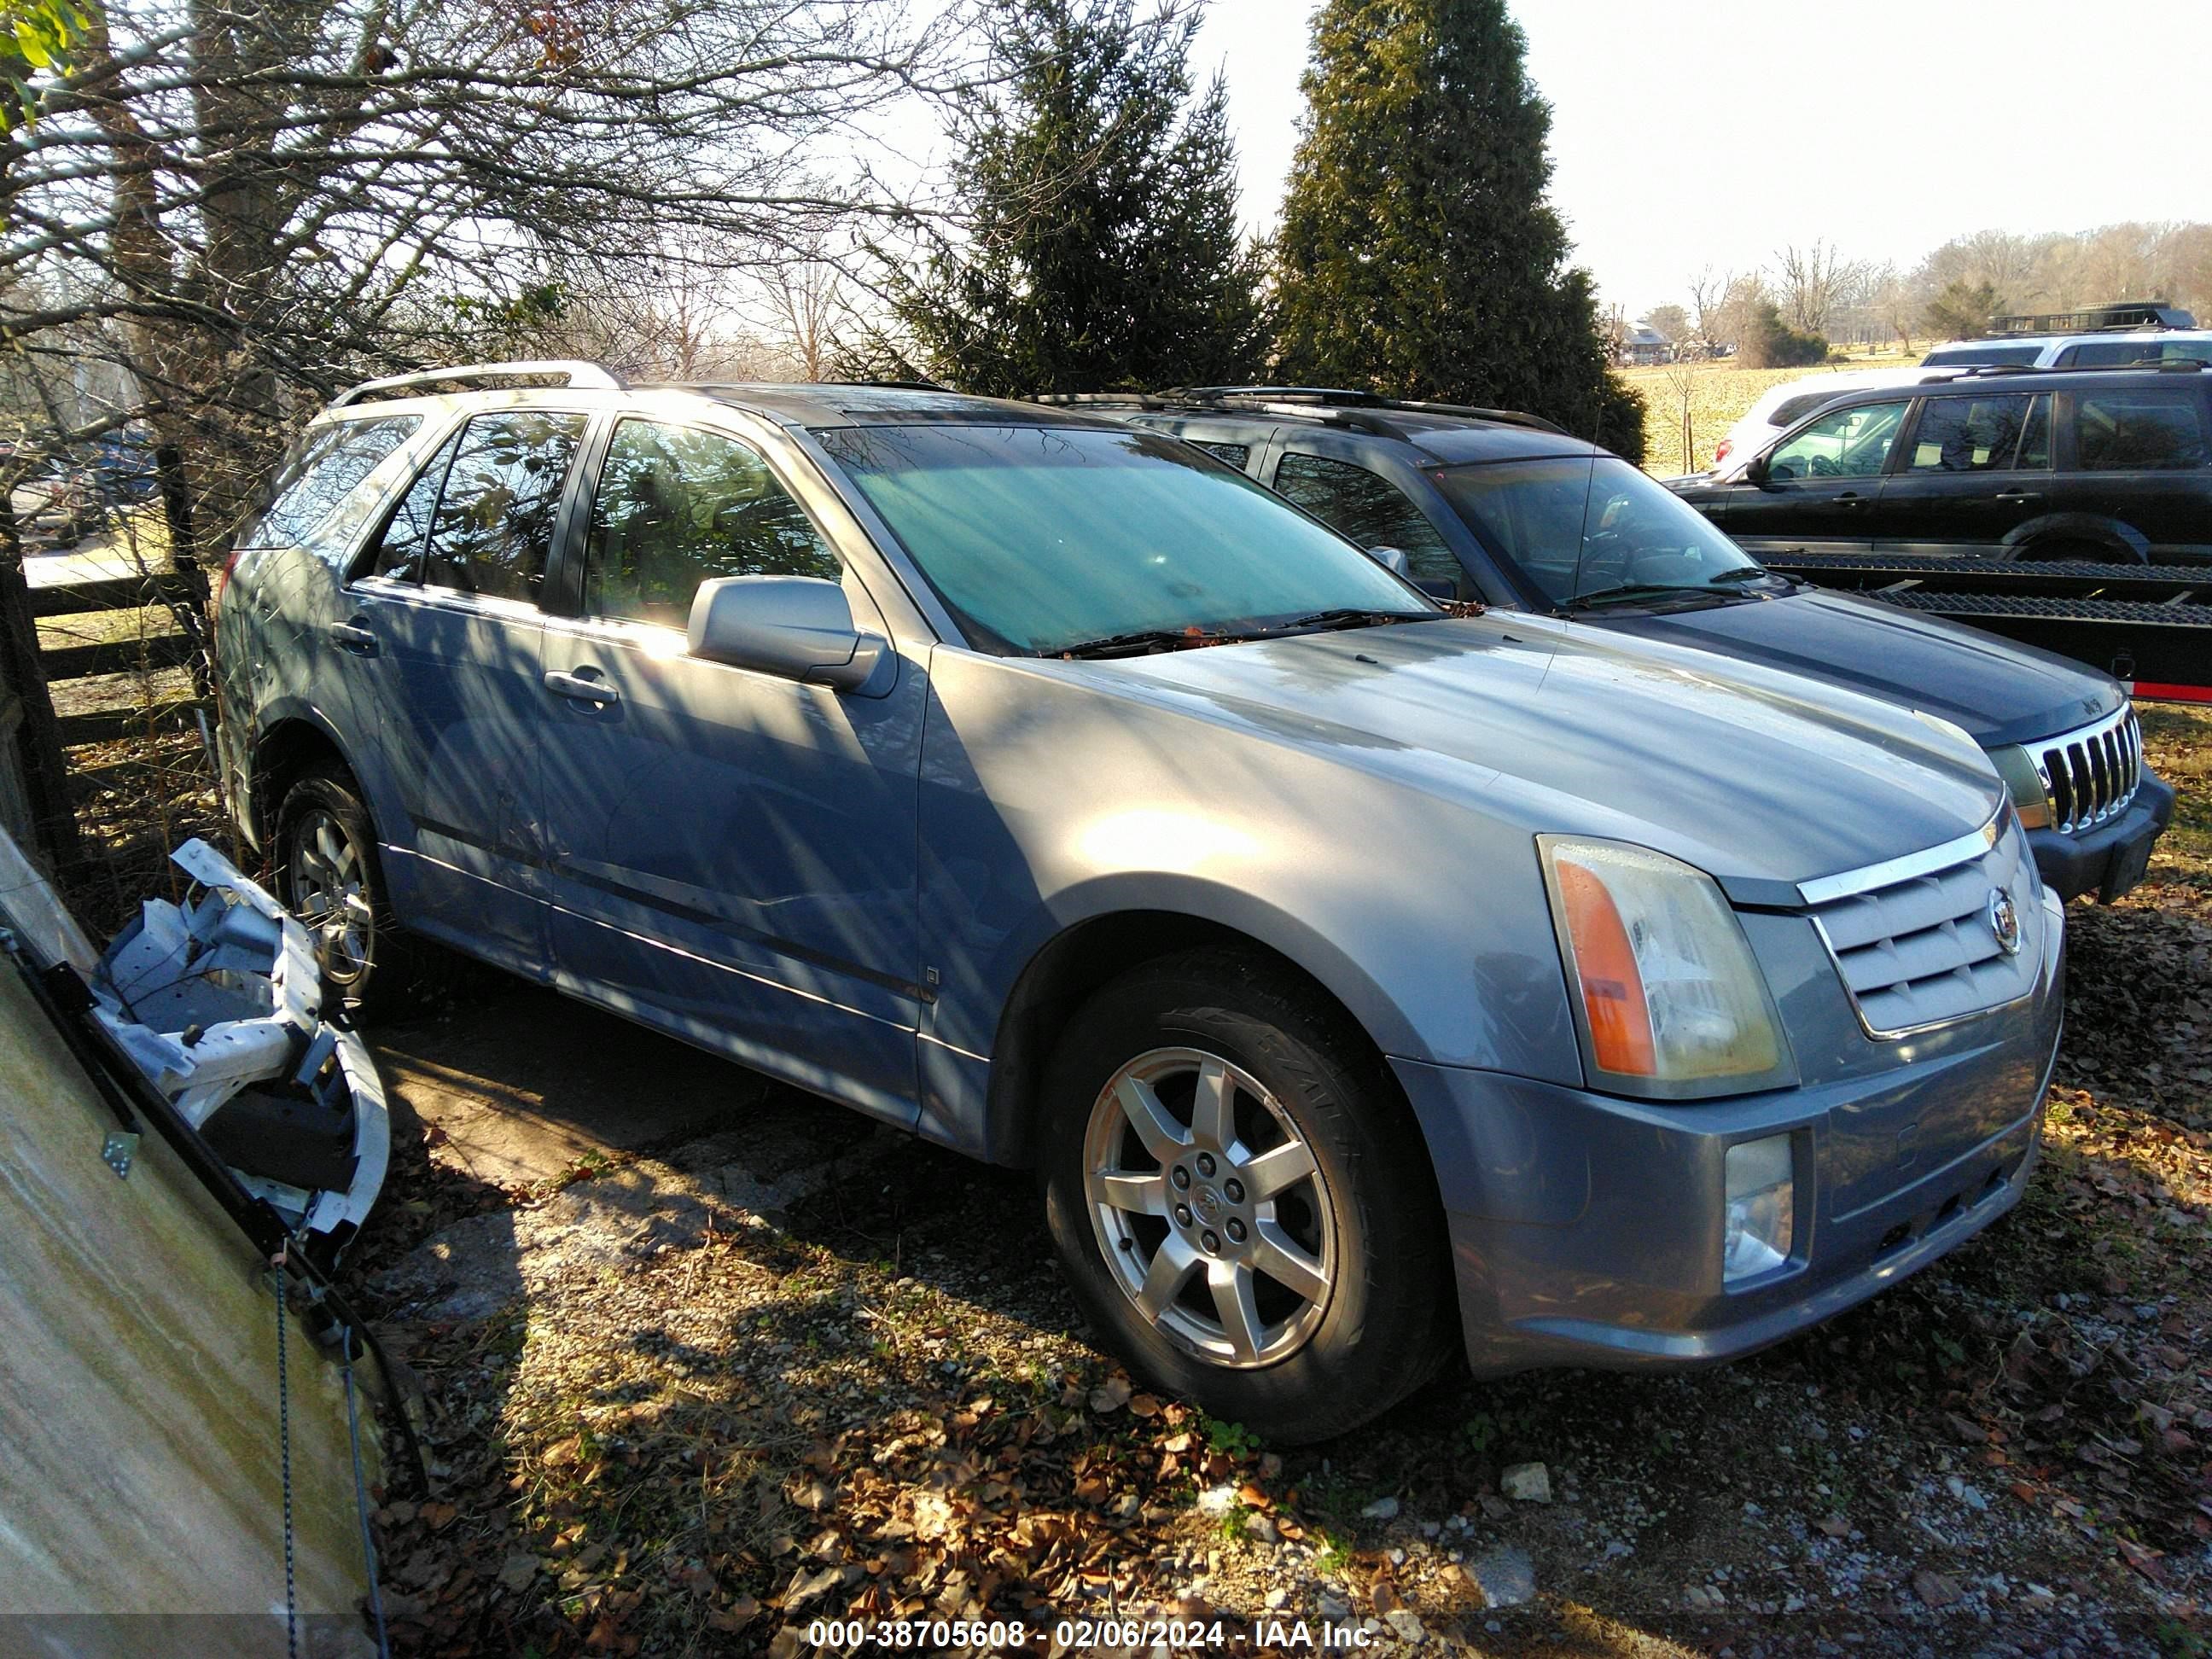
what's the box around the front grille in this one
[1803,814,2043,1038]
[2039,706,2142,835]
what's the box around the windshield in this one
[1430,456,1772,608]
[816,424,1431,654]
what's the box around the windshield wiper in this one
[1044,627,1225,660]
[1272,607,1437,632]
[1707,566,1778,585]
[1561,581,1725,610]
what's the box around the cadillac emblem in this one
[1987,888,2023,956]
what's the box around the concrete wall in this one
[0,960,379,1657]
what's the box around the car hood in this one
[1087,614,2003,905]
[1579,588,2125,748]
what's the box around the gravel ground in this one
[346,705,2212,1658]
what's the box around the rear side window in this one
[2058,340,2211,368]
[581,420,839,629]
[1191,440,1251,469]
[238,416,419,550]
[1904,394,2037,472]
[2071,390,2211,472]
[1272,452,1462,589]
[418,412,589,600]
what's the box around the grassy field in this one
[1621,349,1929,478]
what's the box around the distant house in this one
[1620,323,1673,365]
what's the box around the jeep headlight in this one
[1540,836,1796,1099]
[1988,745,2052,831]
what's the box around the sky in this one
[1190,0,2212,318]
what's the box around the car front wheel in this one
[1039,950,1452,1443]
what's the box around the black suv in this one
[1666,363,2212,566]
[1092,387,2173,903]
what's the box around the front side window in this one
[582,421,840,628]
[1190,439,1251,469]
[1766,400,1907,480]
[2072,389,2210,471]
[1433,456,1767,607]
[418,411,589,601]
[239,415,419,551]
[814,424,1428,655]
[1904,394,2037,472]
[1271,451,1462,590]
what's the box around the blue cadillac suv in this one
[216,364,2064,1441]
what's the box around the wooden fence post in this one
[0,493,82,874]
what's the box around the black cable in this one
[275,1258,300,1659]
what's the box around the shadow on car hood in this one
[1580,589,2124,749]
[1092,614,2004,900]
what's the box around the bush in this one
[1738,301,1827,369]
[1594,372,1648,464]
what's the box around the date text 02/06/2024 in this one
[806,1616,1385,1649]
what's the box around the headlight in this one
[1987,745,2052,830]
[1540,836,1796,1098]
[1724,1133,1796,1282]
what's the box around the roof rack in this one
[328,359,625,408]
[1986,302,2195,337]
[1924,358,2211,385]
[1136,385,1572,437]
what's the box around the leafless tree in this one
[1773,240,1863,338]
[0,0,980,562]
[1686,265,1730,348]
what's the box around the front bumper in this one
[2027,771,2175,902]
[1393,903,2064,1377]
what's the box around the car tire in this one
[273,762,444,1020]
[1039,949,1453,1444]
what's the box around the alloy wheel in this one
[1082,1045,1336,1368]
[287,806,373,987]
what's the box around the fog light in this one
[1724,1134,1795,1282]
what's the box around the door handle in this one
[1835,492,1866,508]
[329,620,379,657]
[544,667,619,706]
[1994,489,2045,503]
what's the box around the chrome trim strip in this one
[1796,809,2003,907]
[2034,703,2142,835]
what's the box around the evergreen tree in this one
[859,0,1267,395]
[1272,0,1645,460]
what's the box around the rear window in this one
[1768,392,1843,428]
[237,416,420,551]
[2071,389,2210,472]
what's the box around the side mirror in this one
[1743,453,1772,486]
[1365,544,1412,577]
[687,574,886,693]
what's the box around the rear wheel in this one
[274,763,439,1018]
[1039,950,1452,1443]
